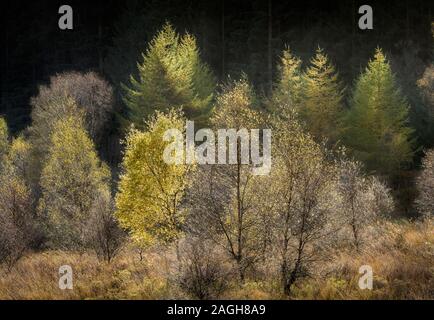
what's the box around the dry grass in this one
[0,219,432,300]
[0,246,178,300]
[290,218,434,300]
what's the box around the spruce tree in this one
[123,23,215,127]
[343,48,414,177]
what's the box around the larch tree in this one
[301,47,344,144]
[123,22,215,128]
[272,48,304,113]
[343,48,414,178]
[115,109,192,248]
[38,115,111,249]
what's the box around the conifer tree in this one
[343,48,414,177]
[123,23,215,127]
[301,47,344,144]
[272,48,304,112]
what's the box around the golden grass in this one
[0,219,432,300]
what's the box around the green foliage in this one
[301,47,344,144]
[123,23,215,127]
[39,115,111,249]
[343,49,415,177]
[115,109,191,246]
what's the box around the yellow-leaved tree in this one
[39,115,111,249]
[115,109,192,250]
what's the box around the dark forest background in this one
[1,0,432,132]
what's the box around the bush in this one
[416,149,434,217]
[0,175,36,270]
[177,238,230,300]
[85,190,125,263]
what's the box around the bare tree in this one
[0,174,35,270]
[416,149,434,217]
[338,160,394,249]
[30,71,114,146]
[186,79,269,281]
[186,165,268,282]
[85,189,124,263]
[177,237,230,300]
[267,115,341,296]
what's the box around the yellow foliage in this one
[116,109,192,246]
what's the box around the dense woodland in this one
[0,0,433,300]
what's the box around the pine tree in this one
[343,48,414,177]
[39,115,111,249]
[123,23,215,127]
[301,47,344,144]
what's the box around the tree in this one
[30,71,114,145]
[0,174,34,270]
[272,48,304,112]
[2,136,33,188]
[342,48,414,177]
[338,160,394,249]
[38,115,111,249]
[186,78,268,281]
[417,65,434,147]
[123,22,215,127]
[265,112,341,295]
[115,109,191,247]
[0,119,38,269]
[177,237,229,300]
[416,149,434,217]
[301,47,344,144]
[29,71,114,193]
[85,189,124,263]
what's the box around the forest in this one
[0,0,433,300]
